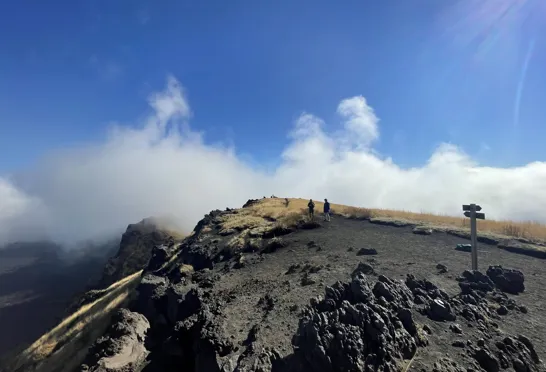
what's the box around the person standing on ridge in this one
[308,199,315,219]
[323,198,331,222]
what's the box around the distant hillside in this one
[0,241,112,358]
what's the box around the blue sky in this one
[2,0,546,244]
[1,0,544,173]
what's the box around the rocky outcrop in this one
[486,265,525,294]
[81,309,150,372]
[293,273,425,371]
[99,218,176,288]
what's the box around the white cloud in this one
[2,75,546,246]
[337,95,379,148]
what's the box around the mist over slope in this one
[1,75,546,245]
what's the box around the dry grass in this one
[8,271,142,372]
[220,214,267,232]
[367,208,546,242]
[219,199,309,234]
[224,231,249,254]
[234,198,546,243]
[179,264,194,276]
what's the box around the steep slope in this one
[0,219,184,372]
[78,198,545,371]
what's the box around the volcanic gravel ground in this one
[208,216,546,369]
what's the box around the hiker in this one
[284,198,290,207]
[308,199,315,219]
[323,198,331,222]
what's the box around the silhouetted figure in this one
[308,199,315,219]
[323,199,331,221]
[285,198,290,207]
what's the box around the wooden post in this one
[463,204,485,271]
[470,204,478,271]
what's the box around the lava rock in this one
[356,247,378,256]
[262,237,287,253]
[436,263,448,273]
[147,244,173,272]
[428,299,456,321]
[450,324,463,334]
[486,266,525,294]
[301,272,318,286]
[458,270,495,294]
[518,335,540,363]
[286,263,302,275]
[473,348,500,372]
[452,340,466,348]
[293,271,425,372]
[351,262,374,278]
[299,220,321,230]
[81,309,150,372]
[497,305,508,315]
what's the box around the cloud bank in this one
[1,75,546,245]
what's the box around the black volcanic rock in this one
[99,218,176,288]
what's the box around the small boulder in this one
[497,305,508,315]
[351,262,374,278]
[357,247,378,256]
[299,220,321,230]
[301,272,318,286]
[450,324,463,334]
[286,263,302,275]
[455,244,472,252]
[234,254,245,269]
[473,348,500,372]
[517,335,540,363]
[428,299,456,321]
[486,266,525,294]
[452,340,466,348]
[413,226,433,235]
[436,263,448,273]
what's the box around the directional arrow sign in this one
[463,204,483,211]
[464,211,485,219]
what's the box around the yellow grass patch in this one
[226,231,248,252]
[179,264,194,276]
[244,198,546,242]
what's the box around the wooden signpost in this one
[462,204,485,270]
